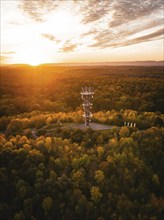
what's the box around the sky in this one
[1,0,164,65]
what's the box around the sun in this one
[20,54,45,66]
[25,57,43,66]
[13,46,47,66]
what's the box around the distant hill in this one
[96,61,164,66]
[39,61,164,67]
[1,60,163,67]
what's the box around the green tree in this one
[14,211,25,220]
[42,197,53,214]
[90,186,102,204]
[97,146,104,157]
[94,170,105,183]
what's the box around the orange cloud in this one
[58,40,78,52]
[41,33,60,43]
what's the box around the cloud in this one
[2,51,16,55]
[77,0,163,26]
[0,56,10,64]
[16,0,164,50]
[18,0,59,22]
[41,33,61,43]
[88,18,163,48]
[119,19,163,37]
[80,29,98,38]
[90,28,163,48]
[78,0,163,49]
[0,52,16,64]
[80,0,110,24]
[18,0,163,28]
[109,0,163,27]
[124,28,164,46]
[58,40,78,52]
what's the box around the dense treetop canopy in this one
[0,65,164,219]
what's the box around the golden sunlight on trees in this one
[0,66,164,220]
[97,146,104,157]
[90,186,102,203]
[0,125,164,219]
[94,170,105,183]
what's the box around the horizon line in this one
[1,60,164,67]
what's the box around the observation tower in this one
[81,87,94,126]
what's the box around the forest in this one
[0,65,164,220]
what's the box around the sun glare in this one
[46,7,80,35]
[1,1,163,65]
[17,54,45,66]
[26,59,43,66]
[12,45,49,66]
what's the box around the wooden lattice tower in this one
[81,87,94,126]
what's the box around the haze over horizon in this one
[1,0,163,66]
